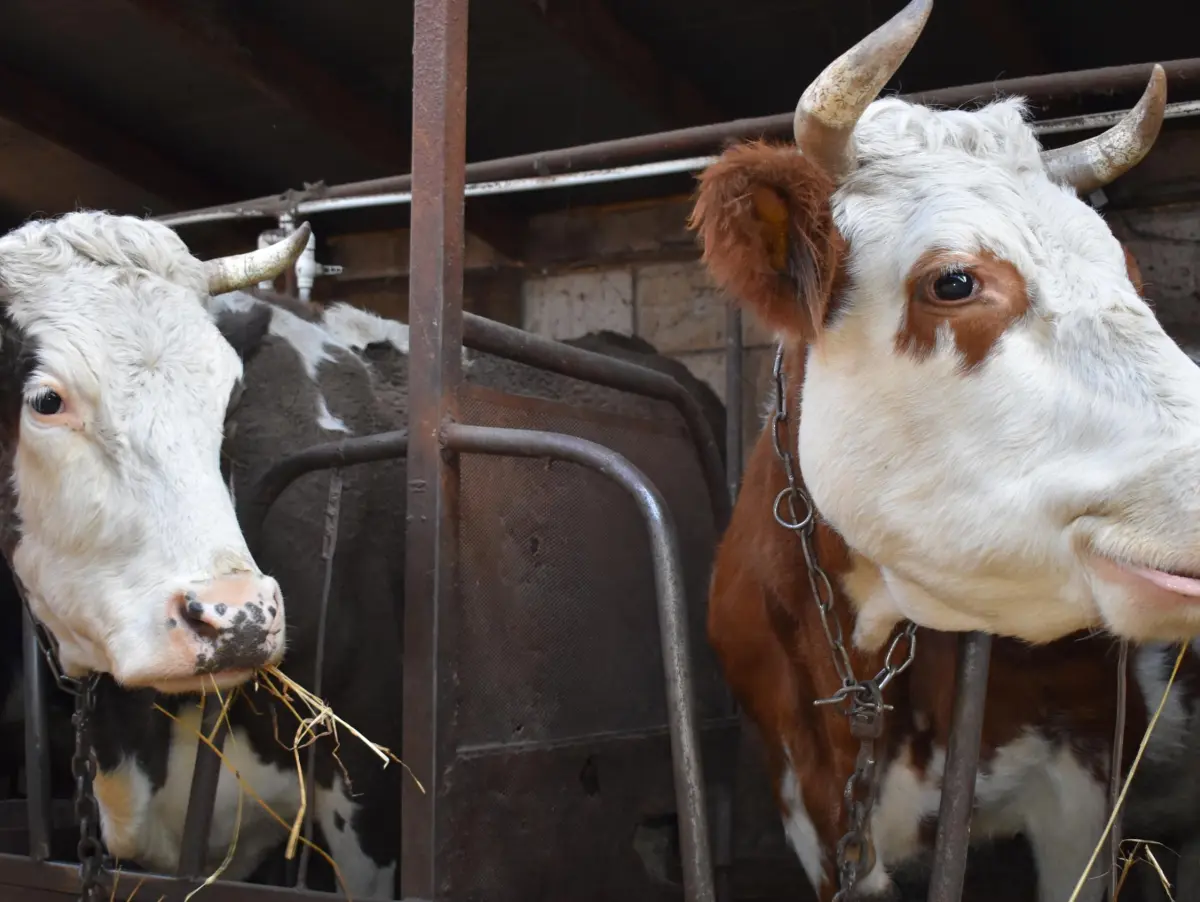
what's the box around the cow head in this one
[691,0,1200,645]
[0,213,310,692]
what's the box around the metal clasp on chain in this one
[769,342,920,901]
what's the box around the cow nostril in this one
[179,595,220,642]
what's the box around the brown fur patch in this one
[1122,243,1144,295]
[896,250,1031,370]
[689,142,842,342]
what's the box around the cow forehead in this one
[835,97,1135,316]
[5,268,241,420]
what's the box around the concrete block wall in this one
[520,200,784,453]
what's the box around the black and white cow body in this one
[0,278,731,896]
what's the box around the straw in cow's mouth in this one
[154,666,423,900]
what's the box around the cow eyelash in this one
[27,387,65,417]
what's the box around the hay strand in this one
[1066,642,1188,902]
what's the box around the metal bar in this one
[1109,640,1130,902]
[242,430,409,551]
[714,304,743,902]
[927,631,994,902]
[175,694,229,879]
[724,307,743,500]
[442,423,716,902]
[462,313,731,531]
[158,99,1200,225]
[293,470,343,888]
[293,156,717,215]
[0,852,434,901]
[20,610,50,862]
[154,58,1200,227]
[402,0,469,897]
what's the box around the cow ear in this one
[1121,244,1144,296]
[214,303,272,363]
[689,141,841,342]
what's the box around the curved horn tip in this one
[792,0,933,179]
[204,220,314,296]
[1041,63,1167,195]
[797,0,934,131]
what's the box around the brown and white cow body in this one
[690,0,1198,899]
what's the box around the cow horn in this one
[1041,65,1167,196]
[203,222,312,296]
[793,0,933,180]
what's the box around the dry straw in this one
[154,665,424,900]
[1066,642,1188,902]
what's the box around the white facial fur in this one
[0,213,284,689]
[797,97,1200,644]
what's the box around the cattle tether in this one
[688,0,1200,898]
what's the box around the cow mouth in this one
[138,667,258,696]
[1092,554,1200,604]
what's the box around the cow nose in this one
[176,574,283,645]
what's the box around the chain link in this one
[71,674,109,902]
[770,343,919,901]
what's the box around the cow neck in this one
[767,340,903,690]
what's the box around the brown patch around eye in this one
[896,250,1031,371]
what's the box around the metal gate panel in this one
[433,366,731,901]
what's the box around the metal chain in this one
[769,343,919,901]
[71,673,109,902]
[3,560,109,900]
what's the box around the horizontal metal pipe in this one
[156,58,1200,228]
[0,852,399,901]
[288,100,1200,217]
[462,312,731,531]
[241,430,409,553]
[293,155,718,215]
[441,423,715,902]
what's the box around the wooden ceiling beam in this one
[523,0,724,128]
[124,0,411,170]
[0,61,222,209]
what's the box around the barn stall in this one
[0,0,1199,901]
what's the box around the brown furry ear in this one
[689,141,841,341]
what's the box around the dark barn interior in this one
[0,1,1198,901]
[0,0,1197,248]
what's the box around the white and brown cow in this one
[689,0,1200,899]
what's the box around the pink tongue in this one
[1131,566,1200,598]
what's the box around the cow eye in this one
[29,389,64,416]
[932,270,976,302]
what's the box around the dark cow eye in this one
[29,389,64,416]
[932,270,976,302]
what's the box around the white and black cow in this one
[0,265,732,896]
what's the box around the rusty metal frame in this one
[153,58,1200,227]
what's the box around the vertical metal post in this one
[402,0,469,896]
[723,306,743,499]
[176,695,228,878]
[715,303,743,902]
[927,631,993,902]
[21,609,50,862]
